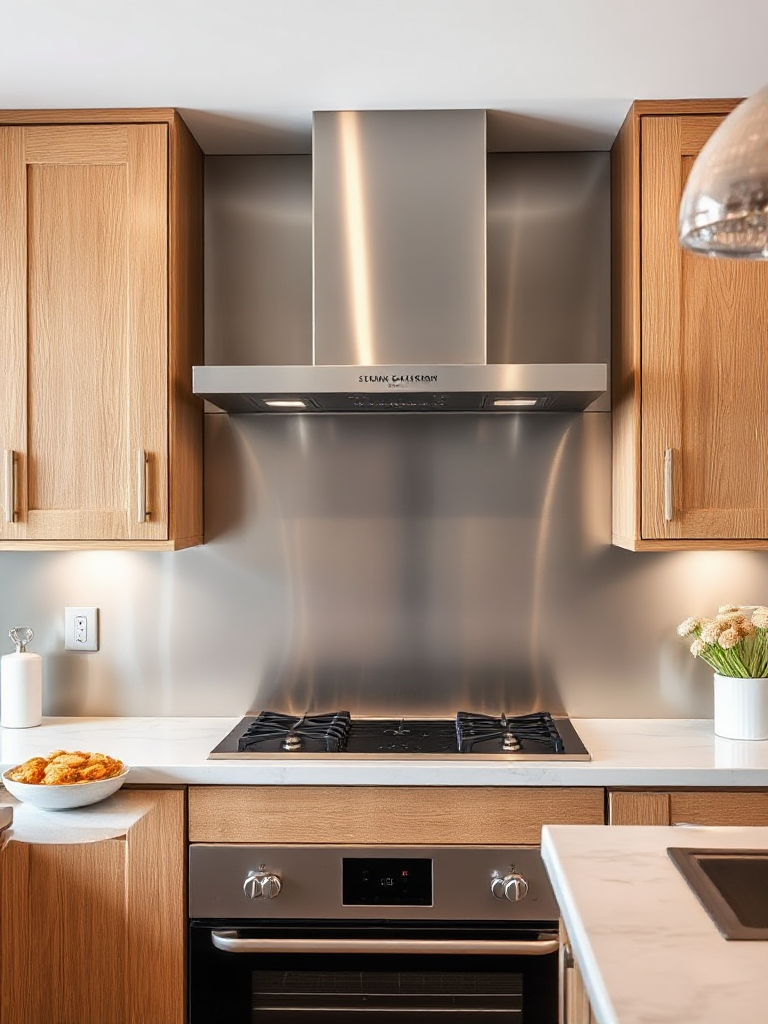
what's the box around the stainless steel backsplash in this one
[1,151,767,718]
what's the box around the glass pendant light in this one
[679,84,768,258]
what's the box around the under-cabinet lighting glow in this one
[493,399,538,408]
[264,400,308,408]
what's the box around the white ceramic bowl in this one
[1,765,130,810]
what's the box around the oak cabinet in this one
[0,788,185,1024]
[608,789,768,826]
[612,99,768,550]
[0,109,203,550]
[188,785,606,844]
[559,921,595,1024]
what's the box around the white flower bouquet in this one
[678,605,768,678]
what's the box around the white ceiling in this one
[2,0,767,153]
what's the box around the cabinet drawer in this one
[608,789,768,826]
[189,786,605,844]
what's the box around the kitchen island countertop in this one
[541,823,768,1024]
[2,717,768,785]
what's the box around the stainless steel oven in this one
[189,844,560,1023]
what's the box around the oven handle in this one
[210,930,559,956]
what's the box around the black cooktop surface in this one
[208,710,591,760]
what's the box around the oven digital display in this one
[342,858,433,906]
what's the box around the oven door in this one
[189,919,559,1023]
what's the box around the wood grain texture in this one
[607,791,671,825]
[610,105,642,546]
[23,125,128,163]
[0,108,180,125]
[608,789,768,825]
[0,111,203,549]
[188,786,605,845]
[1,839,127,1024]
[126,124,168,540]
[125,789,185,1024]
[612,101,768,549]
[0,537,198,550]
[679,117,731,152]
[670,790,768,826]
[642,115,768,541]
[627,98,741,118]
[26,160,129,523]
[560,920,594,1024]
[640,115,685,540]
[167,111,204,547]
[611,536,768,552]
[0,789,184,1024]
[0,129,27,540]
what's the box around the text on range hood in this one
[194,109,607,413]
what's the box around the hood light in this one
[493,398,538,408]
[264,399,309,409]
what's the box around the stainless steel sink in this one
[668,847,768,939]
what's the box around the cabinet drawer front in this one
[188,786,605,845]
[608,790,768,827]
[670,791,768,826]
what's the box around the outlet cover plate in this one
[64,607,99,651]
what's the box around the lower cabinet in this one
[0,788,185,1024]
[559,921,595,1024]
[608,789,768,826]
[188,784,606,843]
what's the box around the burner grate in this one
[455,711,565,754]
[238,711,352,753]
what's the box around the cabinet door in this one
[641,115,768,540]
[0,789,184,1024]
[560,921,595,1024]
[0,124,168,541]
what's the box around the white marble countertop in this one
[0,789,164,844]
[1,717,768,786]
[541,823,768,1024]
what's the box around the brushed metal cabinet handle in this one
[664,448,674,522]
[4,449,15,524]
[136,449,149,524]
[210,930,559,956]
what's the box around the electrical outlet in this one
[64,607,99,651]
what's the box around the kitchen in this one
[2,2,768,1022]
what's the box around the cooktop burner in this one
[209,710,590,760]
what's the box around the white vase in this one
[713,673,768,740]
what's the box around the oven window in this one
[251,967,522,1020]
[190,922,557,1024]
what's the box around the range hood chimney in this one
[194,110,607,413]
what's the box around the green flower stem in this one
[698,630,768,678]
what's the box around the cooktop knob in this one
[491,872,529,902]
[244,871,283,900]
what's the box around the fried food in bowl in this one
[2,750,129,809]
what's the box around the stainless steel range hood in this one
[194,110,607,414]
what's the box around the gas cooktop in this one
[208,710,591,760]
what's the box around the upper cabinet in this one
[612,99,768,551]
[0,110,203,550]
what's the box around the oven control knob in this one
[491,872,529,902]
[259,874,283,899]
[243,871,283,900]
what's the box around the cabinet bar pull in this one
[664,448,674,522]
[136,449,149,524]
[4,449,15,523]
[210,930,560,956]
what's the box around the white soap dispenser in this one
[1,627,42,728]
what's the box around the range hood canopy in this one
[194,109,607,414]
